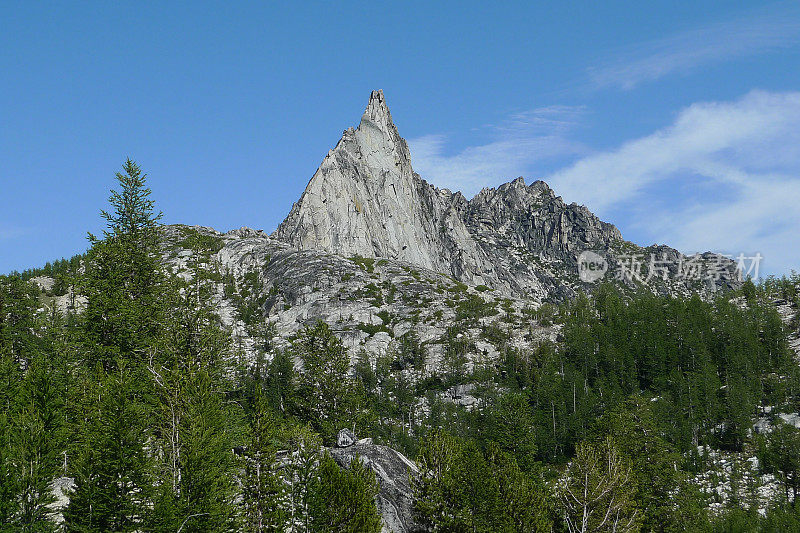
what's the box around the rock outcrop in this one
[336,428,356,448]
[328,441,422,533]
[275,90,487,284]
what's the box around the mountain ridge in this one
[274,90,739,301]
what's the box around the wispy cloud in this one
[548,90,800,275]
[589,4,800,90]
[408,106,586,197]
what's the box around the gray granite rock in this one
[337,428,356,448]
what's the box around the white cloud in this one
[548,90,800,275]
[408,106,586,196]
[409,91,800,274]
[589,5,800,90]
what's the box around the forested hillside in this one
[3,161,800,532]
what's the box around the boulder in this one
[329,441,422,533]
[337,428,356,448]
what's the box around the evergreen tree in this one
[484,391,539,473]
[83,159,164,369]
[0,275,41,366]
[283,426,322,531]
[265,348,296,417]
[413,431,552,532]
[64,362,149,532]
[309,454,382,533]
[559,437,640,533]
[241,391,284,532]
[292,321,356,440]
[147,277,238,532]
[762,422,800,504]
[592,396,686,530]
[9,354,63,531]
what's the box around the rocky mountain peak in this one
[359,89,396,136]
[273,90,446,272]
[273,91,739,301]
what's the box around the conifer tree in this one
[242,391,284,532]
[64,362,149,532]
[83,159,164,368]
[147,249,238,532]
[559,437,641,533]
[9,354,63,531]
[309,454,382,533]
[292,321,355,440]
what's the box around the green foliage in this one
[64,363,150,532]
[241,392,284,532]
[309,454,382,533]
[539,284,796,455]
[357,321,394,337]
[293,321,360,441]
[483,392,539,473]
[559,437,641,533]
[148,367,238,532]
[413,431,552,532]
[0,275,41,366]
[5,159,800,531]
[348,255,376,273]
[83,160,166,369]
[590,397,691,530]
[0,352,62,531]
[454,292,497,325]
[760,421,800,503]
[177,227,224,255]
[227,268,270,330]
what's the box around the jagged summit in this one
[273,91,738,300]
[274,90,451,274]
[360,89,397,136]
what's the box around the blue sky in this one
[2,1,799,276]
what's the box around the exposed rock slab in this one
[328,442,422,533]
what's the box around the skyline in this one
[2,1,799,275]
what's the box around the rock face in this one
[275,90,739,301]
[328,441,422,533]
[159,224,550,368]
[275,90,482,280]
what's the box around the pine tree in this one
[284,426,322,531]
[559,437,641,533]
[0,275,41,367]
[592,396,685,530]
[413,431,551,532]
[242,391,284,532]
[147,258,238,532]
[484,391,539,473]
[265,348,296,417]
[10,354,63,531]
[292,321,355,441]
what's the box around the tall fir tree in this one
[83,159,164,369]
